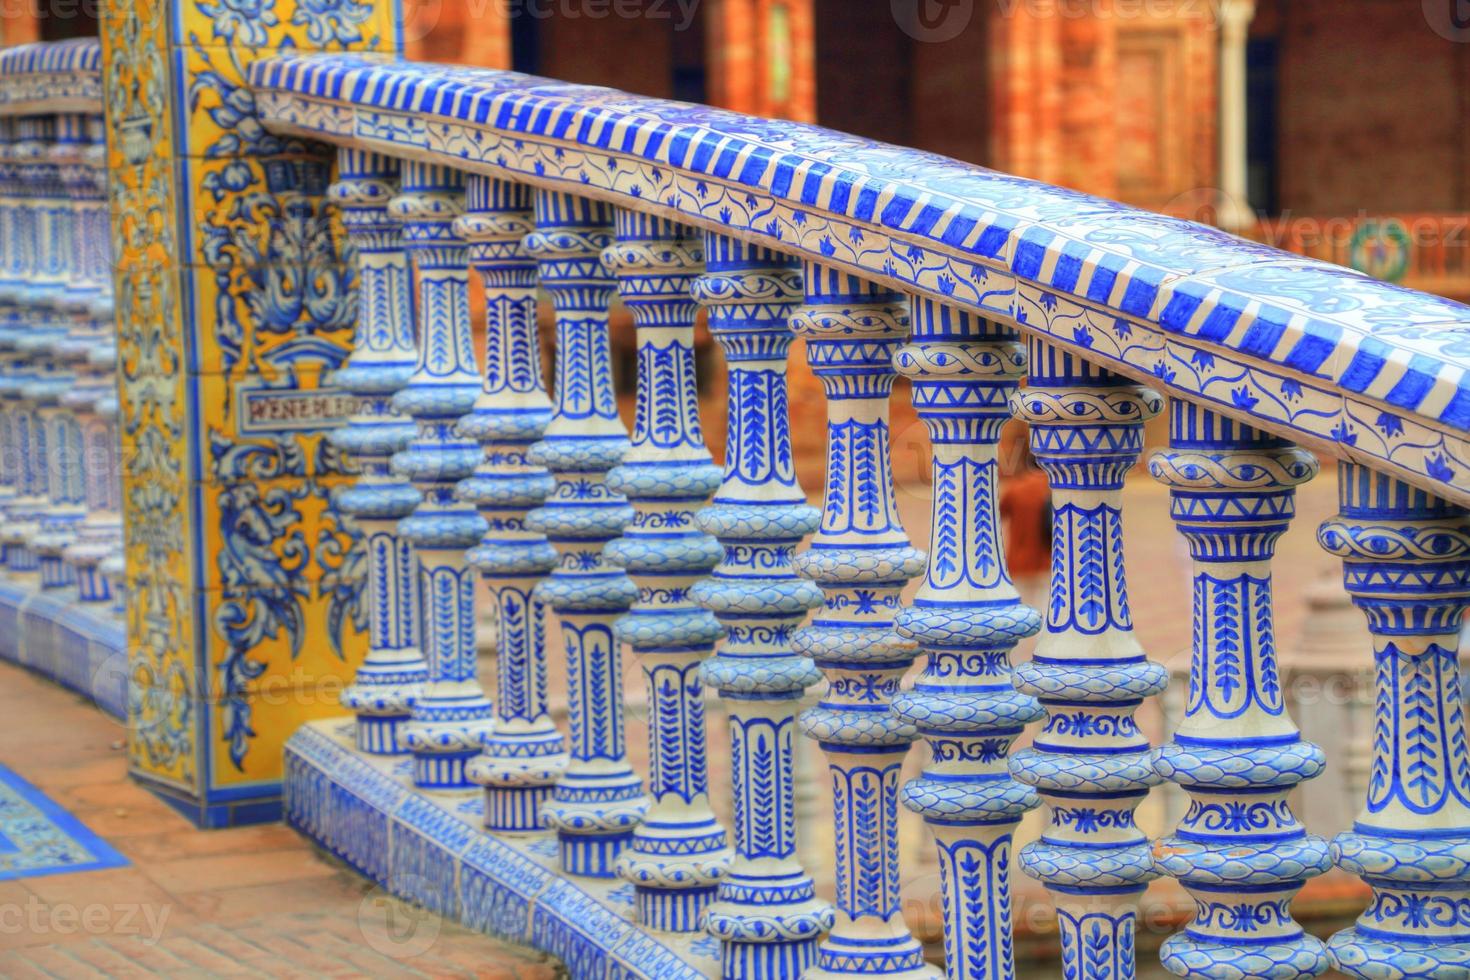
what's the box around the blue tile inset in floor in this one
[0,763,128,880]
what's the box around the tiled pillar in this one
[1150,405,1331,978]
[1318,464,1470,978]
[525,190,646,877]
[330,149,425,755]
[1009,340,1167,980]
[693,235,833,977]
[458,175,568,831]
[99,0,399,825]
[790,263,934,980]
[391,162,494,790]
[603,211,732,931]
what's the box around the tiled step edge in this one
[0,580,126,721]
[283,720,708,980]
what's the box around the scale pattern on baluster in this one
[1150,403,1331,979]
[1318,463,1470,979]
[525,190,647,877]
[603,211,732,929]
[791,262,934,979]
[59,113,119,604]
[693,235,834,979]
[1009,340,1168,980]
[7,116,62,579]
[392,162,494,790]
[459,175,569,834]
[30,113,90,589]
[330,149,426,756]
[890,300,1042,980]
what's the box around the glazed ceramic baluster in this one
[691,236,833,978]
[524,190,646,876]
[1149,403,1331,979]
[391,162,493,788]
[790,263,933,980]
[2,116,44,573]
[55,114,111,595]
[602,212,731,930]
[1008,340,1168,980]
[14,115,70,583]
[1317,463,1470,978]
[331,149,426,755]
[30,113,88,588]
[457,176,568,832]
[886,301,1041,980]
[0,117,19,530]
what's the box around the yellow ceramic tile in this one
[176,45,331,158]
[180,154,342,270]
[184,260,358,374]
[205,679,359,791]
[124,579,204,795]
[107,164,180,276]
[194,584,366,692]
[193,474,360,588]
[173,0,401,56]
[194,366,360,483]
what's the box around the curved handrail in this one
[247,53,1470,506]
[0,38,101,115]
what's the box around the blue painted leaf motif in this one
[1209,576,1243,704]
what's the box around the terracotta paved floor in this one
[0,664,561,979]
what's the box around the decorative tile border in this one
[0,762,128,880]
[0,582,127,723]
[247,54,1470,505]
[285,720,718,979]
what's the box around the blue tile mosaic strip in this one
[0,763,127,880]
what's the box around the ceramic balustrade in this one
[456,175,568,832]
[329,148,426,756]
[0,46,127,722]
[524,189,646,877]
[391,160,495,789]
[0,34,1464,980]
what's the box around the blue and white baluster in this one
[1008,341,1168,980]
[0,117,21,537]
[524,191,646,876]
[791,264,934,980]
[457,176,568,832]
[692,236,834,978]
[1318,464,1470,979]
[19,115,78,587]
[1149,404,1330,979]
[391,162,493,788]
[2,117,48,576]
[54,114,111,594]
[886,303,1042,980]
[330,150,427,755]
[603,213,732,930]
